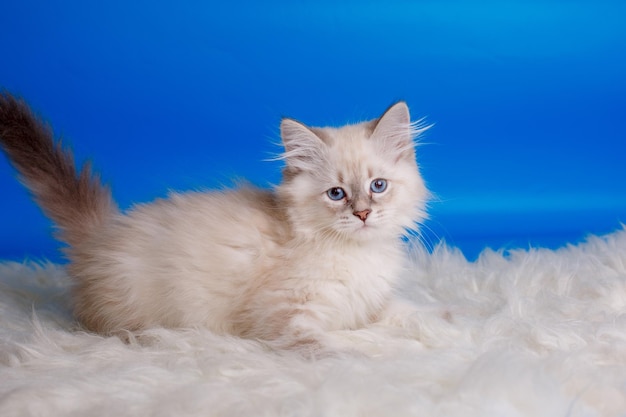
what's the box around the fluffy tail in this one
[0,92,117,247]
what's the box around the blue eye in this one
[370,179,387,193]
[326,187,346,201]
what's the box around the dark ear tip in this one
[390,100,408,109]
[279,118,294,131]
[280,117,310,131]
[280,117,299,124]
[376,100,410,122]
[379,101,409,117]
[280,118,311,138]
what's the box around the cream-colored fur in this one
[0,97,429,352]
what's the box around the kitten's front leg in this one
[261,311,333,357]
[264,309,375,358]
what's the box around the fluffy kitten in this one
[0,93,429,351]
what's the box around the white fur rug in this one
[1,230,626,417]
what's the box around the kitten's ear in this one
[371,101,415,161]
[280,118,327,171]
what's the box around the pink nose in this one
[353,209,371,222]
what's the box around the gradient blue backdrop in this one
[1,1,625,262]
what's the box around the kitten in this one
[0,93,429,352]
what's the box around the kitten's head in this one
[278,102,429,243]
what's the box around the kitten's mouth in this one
[355,221,374,232]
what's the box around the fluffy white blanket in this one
[1,229,625,417]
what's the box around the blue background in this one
[1,1,625,262]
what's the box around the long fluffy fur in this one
[0,93,116,247]
[0,93,429,353]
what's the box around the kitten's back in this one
[69,187,290,333]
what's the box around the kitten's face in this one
[279,102,428,242]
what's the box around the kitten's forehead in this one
[321,122,387,161]
[311,120,376,146]
[313,122,393,184]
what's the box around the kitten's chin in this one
[343,222,395,243]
